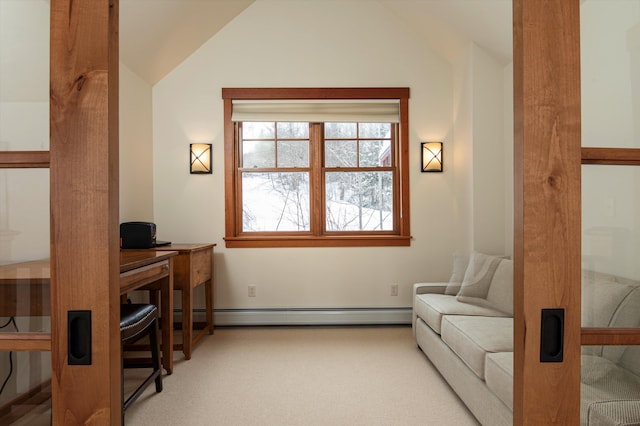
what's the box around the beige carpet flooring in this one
[124,326,479,426]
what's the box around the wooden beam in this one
[513,0,582,424]
[0,334,51,352]
[581,147,640,165]
[581,328,640,346]
[50,0,120,423]
[0,151,50,169]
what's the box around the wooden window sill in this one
[224,235,412,248]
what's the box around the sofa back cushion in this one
[582,270,640,363]
[456,252,513,315]
[618,346,640,378]
[445,251,469,295]
[582,270,640,328]
[485,260,514,316]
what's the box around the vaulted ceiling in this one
[119,0,513,85]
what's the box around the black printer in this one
[120,222,171,249]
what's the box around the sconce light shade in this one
[190,143,212,174]
[421,142,443,172]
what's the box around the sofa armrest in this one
[412,282,448,339]
[413,282,448,296]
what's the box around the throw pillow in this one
[456,252,504,306]
[445,251,469,295]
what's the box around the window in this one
[223,88,410,248]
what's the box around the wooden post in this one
[513,0,582,424]
[50,0,120,423]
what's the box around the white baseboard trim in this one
[177,307,412,326]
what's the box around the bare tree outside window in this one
[241,122,310,232]
[324,122,393,231]
[241,121,393,233]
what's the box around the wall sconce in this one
[190,143,212,174]
[421,142,443,172]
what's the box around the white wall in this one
[152,0,461,310]
[503,62,514,257]
[451,46,474,256]
[451,43,510,259]
[0,0,512,313]
[471,44,508,256]
[119,64,155,222]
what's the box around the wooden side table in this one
[153,243,215,360]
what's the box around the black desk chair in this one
[120,304,163,413]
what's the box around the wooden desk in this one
[0,251,177,374]
[150,244,215,360]
[119,250,176,374]
[0,259,50,317]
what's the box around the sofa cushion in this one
[582,355,640,398]
[582,270,640,329]
[618,346,640,379]
[582,270,640,362]
[485,352,513,410]
[485,259,514,315]
[445,251,469,295]
[581,354,640,425]
[600,287,640,365]
[440,315,513,379]
[457,252,504,305]
[414,293,509,335]
[587,400,640,426]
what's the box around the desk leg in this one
[205,278,214,335]
[182,286,193,360]
[160,274,174,374]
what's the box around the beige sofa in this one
[412,253,640,426]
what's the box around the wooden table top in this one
[119,250,177,272]
[0,251,178,283]
[0,259,50,284]
[125,243,216,253]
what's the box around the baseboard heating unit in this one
[178,307,412,327]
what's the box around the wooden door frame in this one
[50,0,121,423]
[513,0,582,424]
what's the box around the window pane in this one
[0,0,50,151]
[581,1,638,148]
[359,122,391,139]
[242,172,310,232]
[0,351,51,424]
[325,171,393,231]
[277,122,308,138]
[1,169,50,265]
[0,168,51,423]
[277,140,309,168]
[242,122,275,139]
[360,140,391,167]
[582,166,640,279]
[325,122,356,138]
[243,140,275,168]
[325,140,357,168]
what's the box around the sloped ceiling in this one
[119,0,255,84]
[120,0,512,85]
[381,0,512,65]
[0,0,512,94]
